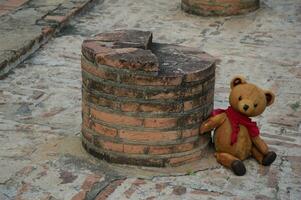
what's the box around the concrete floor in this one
[0,0,300,199]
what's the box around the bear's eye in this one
[254,103,258,108]
[238,96,242,101]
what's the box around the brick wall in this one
[81,30,216,167]
[181,0,260,16]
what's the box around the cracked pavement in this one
[0,0,301,199]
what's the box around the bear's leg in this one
[251,146,264,164]
[215,152,246,176]
[251,136,277,166]
[251,136,268,154]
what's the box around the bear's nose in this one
[243,104,249,111]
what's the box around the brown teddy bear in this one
[200,75,277,176]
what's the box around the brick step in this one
[82,119,201,144]
[81,56,183,86]
[83,94,213,117]
[82,88,214,113]
[82,128,208,155]
[82,137,209,167]
[82,70,214,100]
[83,103,211,129]
[82,112,203,133]
[82,125,200,145]
[82,49,215,84]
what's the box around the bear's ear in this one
[264,90,275,106]
[230,75,247,89]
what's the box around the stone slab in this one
[0,0,103,78]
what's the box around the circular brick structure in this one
[81,30,216,167]
[181,0,260,16]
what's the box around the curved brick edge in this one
[82,85,214,116]
[181,0,259,16]
[81,71,215,102]
[82,128,206,155]
[81,126,200,146]
[0,0,103,78]
[81,54,215,91]
[81,56,183,87]
[82,102,213,130]
[82,136,210,167]
[82,99,213,119]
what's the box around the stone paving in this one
[0,0,102,78]
[0,0,301,199]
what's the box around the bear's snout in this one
[237,100,254,116]
[243,104,249,111]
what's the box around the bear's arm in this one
[200,113,227,134]
[251,136,269,155]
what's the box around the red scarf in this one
[212,106,259,145]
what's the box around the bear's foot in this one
[231,160,246,176]
[262,151,277,166]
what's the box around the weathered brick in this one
[148,146,172,155]
[181,111,204,125]
[144,118,178,128]
[90,107,143,126]
[123,144,147,154]
[119,102,140,112]
[83,77,180,100]
[174,142,195,152]
[92,29,153,50]
[82,102,90,114]
[81,56,118,81]
[82,77,143,99]
[95,179,125,200]
[120,102,182,113]
[182,128,199,138]
[1,0,28,8]
[82,129,93,143]
[83,91,120,110]
[147,90,179,99]
[81,174,102,190]
[149,142,195,155]
[118,129,179,142]
[71,173,103,200]
[93,122,118,137]
[119,73,182,86]
[183,91,213,111]
[95,47,159,72]
[183,83,203,97]
[184,64,215,83]
[41,27,55,37]
[71,191,86,200]
[44,15,67,24]
[95,139,124,152]
[132,179,146,186]
[169,150,202,166]
[82,41,107,61]
[184,100,195,111]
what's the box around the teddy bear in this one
[200,75,277,176]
